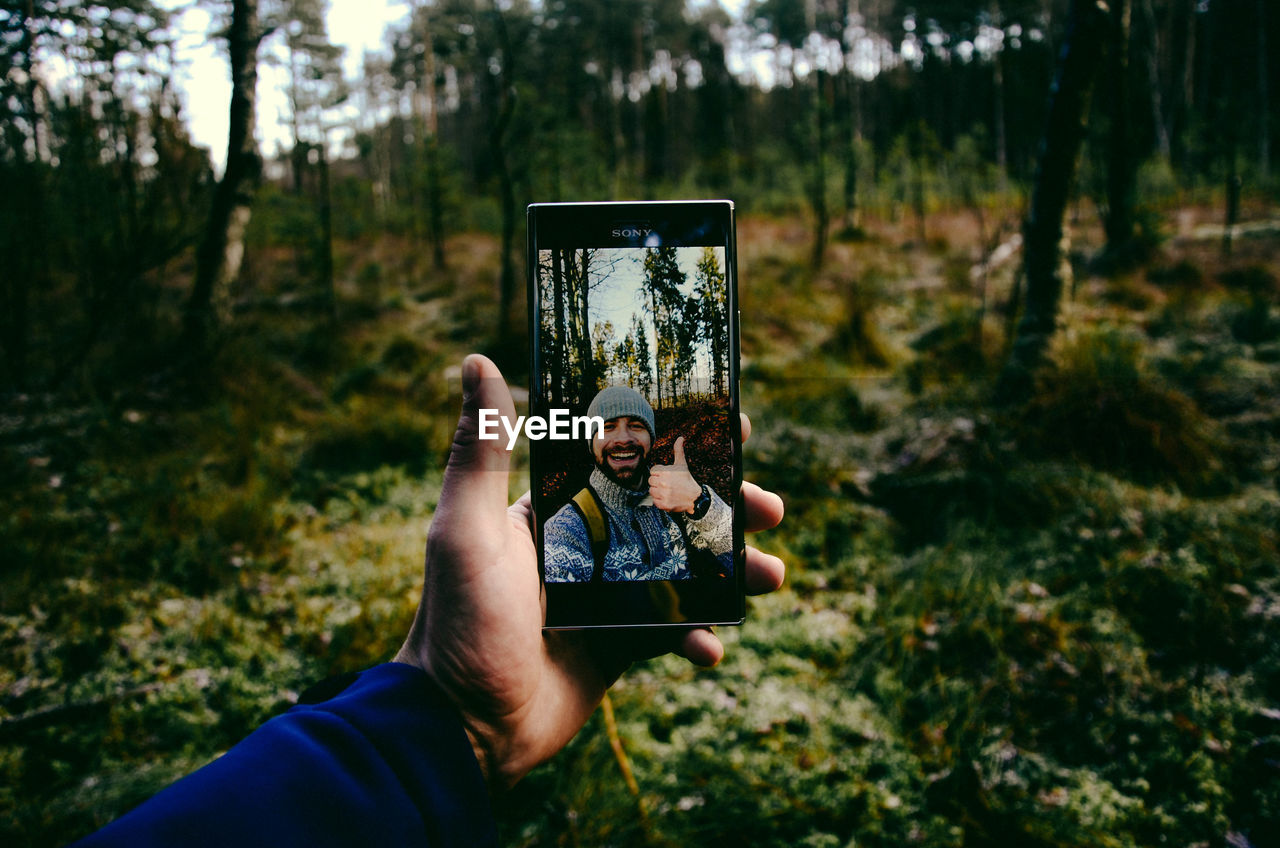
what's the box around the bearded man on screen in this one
[543,386,732,582]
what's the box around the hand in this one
[649,436,703,514]
[395,355,785,791]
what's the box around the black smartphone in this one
[527,200,744,629]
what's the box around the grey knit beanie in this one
[586,386,655,437]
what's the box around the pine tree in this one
[632,314,653,401]
[642,246,686,406]
[694,247,729,397]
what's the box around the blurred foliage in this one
[1018,327,1226,491]
[3,0,1280,842]
[3,202,1280,847]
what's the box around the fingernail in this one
[462,356,480,402]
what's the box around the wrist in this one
[393,641,499,789]
[690,484,711,519]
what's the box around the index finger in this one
[742,480,784,532]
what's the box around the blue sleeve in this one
[74,663,497,848]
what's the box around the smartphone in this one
[527,200,744,629]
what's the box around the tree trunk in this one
[1180,0,1195,146]
[1258,0,1270,181]
[289,48,305,196]
[577,249,593,402]
[566,251,583,406]
[1103,0,1138,265]
[318,141,336,325]
[1,1,41,387]
[1140,0,1172,161]
[1223,156,1241,257]
[488,7,517,347]
[183,0,262,353]
[551,248,565,407]
[493,112,516,342]
[810,70,830,269]
[991,4,1009,190]
[840,0,862,230]
[648,283,662,410]
[605,59,623,196]
[842,75,861,231]
[998,0,1110,402]
[420,7,447,269]
[643,82,667,189]
[911,121,928,244]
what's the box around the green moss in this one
[6,217,1280,848]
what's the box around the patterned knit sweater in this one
[543,467,733,582]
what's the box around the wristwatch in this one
[690,484,711,519]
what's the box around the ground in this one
[2,203,1278,846]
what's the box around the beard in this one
[595,442,648,489]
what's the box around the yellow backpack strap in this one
[647,581,686,623]
[570,487,609,582]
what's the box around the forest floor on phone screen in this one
[3,207,1279,847]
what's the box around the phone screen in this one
[527,201,744,628]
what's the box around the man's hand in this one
[649,436,704,514]
[395,355,785,792]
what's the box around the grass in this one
[3,205,1280,846]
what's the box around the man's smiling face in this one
[591,415,653,489]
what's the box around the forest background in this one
[2,0,1278,845]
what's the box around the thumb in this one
[672,435,686,466]
[439,354,516,520]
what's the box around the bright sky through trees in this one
[163,0,749,173]
[163,0,407,172]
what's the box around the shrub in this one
[904,301,998,392]
[1146,260,1204,290]
[1221,266,1279,345]
[823,269,893,368]
[1018,328,1225,490]
[379,335,422,372]
[298,401,435,499]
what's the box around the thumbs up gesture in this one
[648,436,704,514]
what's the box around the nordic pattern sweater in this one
[543,467,732,582]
